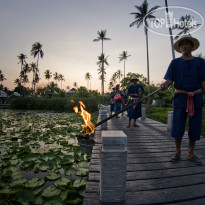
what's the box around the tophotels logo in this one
[143,6,204,37]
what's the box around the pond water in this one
[0,110,93,205]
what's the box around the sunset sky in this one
[1,0,205,92]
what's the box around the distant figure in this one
[113,84,122,118]
[161,35,205,165]
[109,87,115,116]
[121,89,128,116]
[127,76,144,127]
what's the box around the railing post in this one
[167,111,173,131]
[141,107,146,120]
[100,130,127,204]
[99,110,108,130]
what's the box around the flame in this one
[71,100,75,103]
[73,106,78,113]
[73,101,95,134]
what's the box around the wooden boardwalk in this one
[83,108,205,205]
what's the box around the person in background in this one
[113,84,122,118]
[121,88,128,116]
[127,76,144,127]
[161,35,205,165]
[109,87,115,116]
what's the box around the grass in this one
[145,105,205,137]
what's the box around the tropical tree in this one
[116,69,123,84]
[130,0,160,103]
[66,85,70,91]
[119,51,131,80]
[14,78,21,87]
[85,72,91,90]
[173,15,201,40]
[108,81,114,91]
[30,42,44,87]
[30,62,38,93]
[93,30,111,98]
[58,74,65,89]
[73,82,78,89]
[44,70,52,85]
[34,72,40,92]
[53,72,59,86]
[0,70,6,88]
[17,53,27,94]
[97,54,109,87]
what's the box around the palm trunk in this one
[145,28,150,104]
[165,0,175,59]
[90,80,91,90]
[124,59,126,80]
[102,39,104,103]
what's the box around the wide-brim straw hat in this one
[174,35,200,53]
[131,75,139,81]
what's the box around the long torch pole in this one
[95,88,162,127]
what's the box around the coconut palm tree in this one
[66,85,70,91]
[53,72,59,86]
[93,30,111,98]
[34,72,40,92]
[173,15,201,40]
[110,72,117,87]
[119,51,131,80]
[85,72,91,90]
[164,0,175,59]
[22,63,31,87]
[44,70,52,85]
[58,74,65,89]
[14,78,21,87]
[30,62,37,93]
[73,82,78,89]
[17,53,27,94]
[116,69,123,84]
[130,0,160,103]
[97,54,109,88]
[108,81,114,91]
[0,70,6,88]
[30,42,44,78]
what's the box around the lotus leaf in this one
[73,179,86,188]
[25,177,45,188]
[43,196,62,205]
[54,177,71,187]
[46,172,61,180]
[10,178,27,188]
[32,187,43,195]
[15,190,35,204]
[41,185,61,198]
[34,194,45,204]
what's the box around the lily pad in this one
[43,196,62,205]
[34,194,45,205]
[25,177,45,188]
[10,178,27,188]
[73,179,86,188]
[42,185,61,198]
[54,177,71,187]
[15,190,35,204]
[46,172,61,180]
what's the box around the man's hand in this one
[160,79,173,90]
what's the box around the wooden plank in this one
[84,107,205,205]
[125,183,205,204]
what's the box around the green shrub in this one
[10,96,100,112]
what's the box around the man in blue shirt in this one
[161,35,205,165]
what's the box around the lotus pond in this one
[0,110,97,205]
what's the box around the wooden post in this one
[100,130,127,203]
[141,107,146,120]
[99,110,108,130]
[167,111,173,131]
